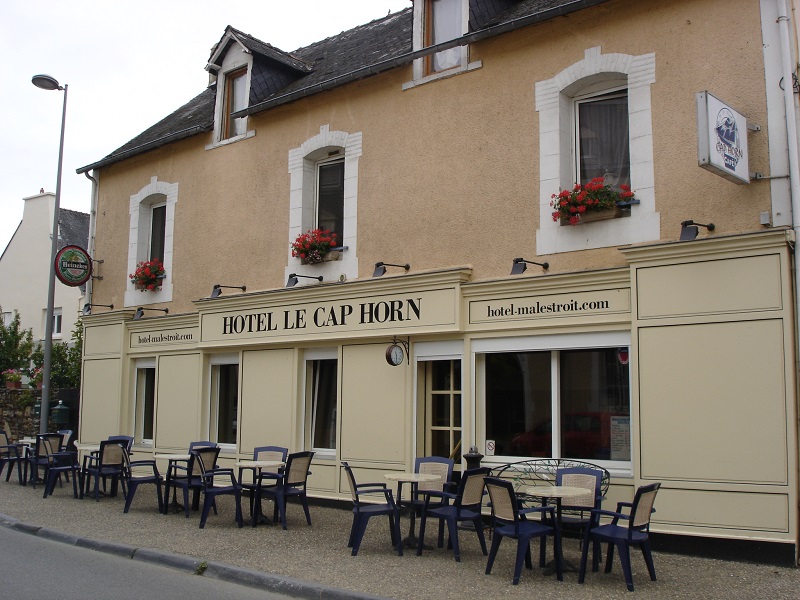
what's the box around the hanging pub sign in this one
[696,91,750,184]
[54,245,92,287]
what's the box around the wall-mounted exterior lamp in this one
[286,273,323,287]
[510,257,549,275]
[210,284,247,298]
[372,262,410,277]
[82,303,113,316]
[679,220,715,241]
[133,307,169,320]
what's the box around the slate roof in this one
[77,0,607,174]
[59,208,90,250]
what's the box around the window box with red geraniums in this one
[129,259,166,291]
[291,229,338,264]
[551,177,639,226]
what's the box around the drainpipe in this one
[83,170,99,305]
[777,0,800,567]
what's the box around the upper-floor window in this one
[149,203,166,262]
[223,67,248,140]
[287,125,361,284]
[575,90,630,188]
[535,47,658,255]
[425,0,462,74]
[408,0,476,88]
[125,177,177,307]
[316,158,345,245]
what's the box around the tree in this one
[0,309,33,380]
[29,319,83,389]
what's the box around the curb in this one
[0,512,391,599]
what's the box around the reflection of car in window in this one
[510,412,623,460]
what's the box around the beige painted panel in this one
[240,348,294,454]
[308,460,337,492]
[155,353,202,449]
[652,488,789,533]
[84,324,123,356]
[340,343,407,464]
[639,320,788,484]
[80,359,122,442]
[636,255,782,319]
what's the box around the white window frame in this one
[125,177,177,307]
[535,47,658,255]
[406,0,481,89]
[208,43,255,148]
[133,358,157,446]
[52,307,63,339]
[288,125,361,284]
[473,331,633,476]
[209,353,240,451]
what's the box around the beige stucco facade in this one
[77,0,800,557]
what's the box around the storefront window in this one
[135,365,156,443]
[212,363,239,445]
[484,347,630,462]
[310,359,338,450]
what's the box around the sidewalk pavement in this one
[0,478,798,600]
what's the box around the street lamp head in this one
[32,74,62,91]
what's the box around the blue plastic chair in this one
[242,445,288,520]
[196,449,243,529]
[342,462,402,556]
[484,477,562,584]
[252,451,313,530]
[416,467,489,562]
[578,482,661,592]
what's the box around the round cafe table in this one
[236,460,285,525]
[385,472,442,548]
[154,453,191,514]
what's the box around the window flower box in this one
[552,178,637,226]
[292,229,338,264]
[130,260,166,291]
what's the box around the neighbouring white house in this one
[0,191,90,346]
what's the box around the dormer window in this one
[425,0,462,74]
[407,0,479,89]
[223,67,248,140]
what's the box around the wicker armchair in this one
[579,482,661,592]
[196,450,243,529]
[41,436,80,499]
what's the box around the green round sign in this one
[55,245,92,287]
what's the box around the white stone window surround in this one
[535,47,659,255]
[206,42,255,149]
[124,176,177,307]
[287,125,361,285]
[404,0,482,89]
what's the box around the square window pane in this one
[431,361,451,390]
[560,348,630,460]
[431,430,450,458]
[432,395,449,426]
[485,352,552,457]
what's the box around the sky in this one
[0,0,412,253]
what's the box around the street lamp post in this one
[32,74,68,434]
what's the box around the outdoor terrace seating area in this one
[0,437,665,593]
